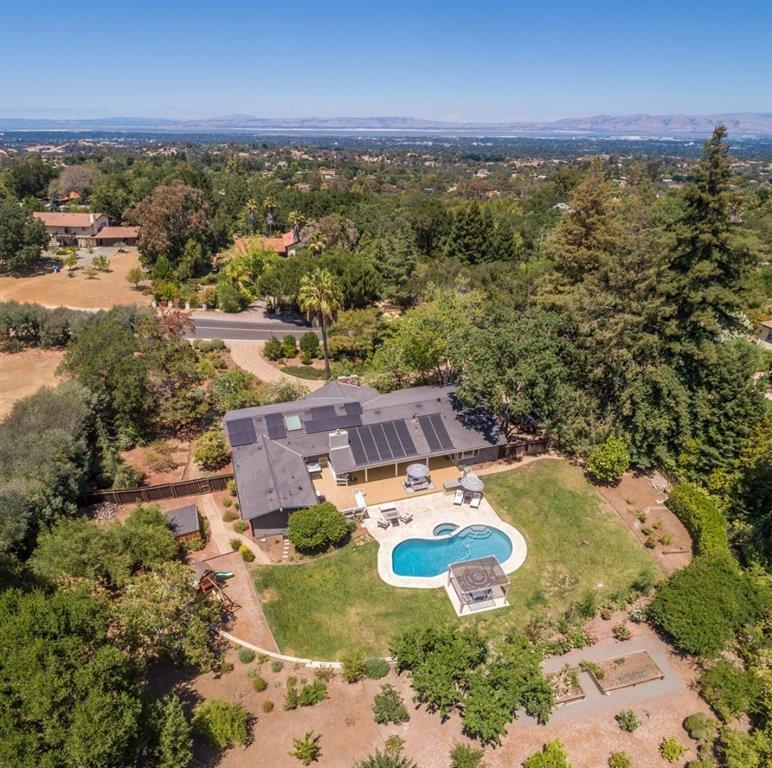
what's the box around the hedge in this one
[667,483,728,555]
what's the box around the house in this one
[164,504,202,542]
[33,211,108,246]
[223,381,512,537]
[92,226,139,247]
[261,230,299,256]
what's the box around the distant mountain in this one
[2,112,770,136]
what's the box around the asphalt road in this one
[191,316,318,340]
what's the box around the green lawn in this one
[279,365,327,380]
[252,459,657,658]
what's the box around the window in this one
[459,449,479,460]
[284,414,302,431]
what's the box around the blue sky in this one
[1,0,770,121]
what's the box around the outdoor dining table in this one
[382,508,400,522]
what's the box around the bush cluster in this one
[191,699,249,749]
[371,683,409,725]
[287,502,352,554]
[0,301,91,351]
[666,483,729,555]
[586,436,630,485]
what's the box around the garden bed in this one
[548,664,585,706]
[589,651,665,694]
[279,364,327,380]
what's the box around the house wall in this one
[249,510,291,538]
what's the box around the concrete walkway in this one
[197,493,270,563]
[225,339,326,391]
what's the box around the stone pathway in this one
[197,493,270,563]
[225,339,325,390]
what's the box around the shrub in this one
[615,710,640,732]
[612,624,632,641]
[284,677,300,710]
[683,712,718,742]
[238,648,255,664]
[450,743,487,768]
[251,674,268,692]
[222,496,233,508]
[240,545,255,562]
[314,667,335,681]
[223,509,238,522]
[699,660,762,722]
[586,437,630,485]
[580,660,605,680]
[233,520,248,533]
[261,699,274,713]
[287,502,351,553]
[289,731,321,766]
[281,334,297,358]
[229,538,241,551]
[648,553,762,656]
[522,739,571,768]
[193,429,230,470]
[271,660,284,673]
[226,478,237,496]
[300,332,320,361]
[216,280,245,313]
[667,484,729,555]
[660,737,688,763]
[264,336,283,360]
[191,699,249,748]
[364,657,390,679]
[372,683,409,725]
[341,651,367,683]
[298,679,328,707]
[608,753,631,768]
[220,661,234,674]
[716,727,768,768]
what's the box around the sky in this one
[1,0,770,122]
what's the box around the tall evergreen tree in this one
[444,203,488,264]
[155,694,193,768]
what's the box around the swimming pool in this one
[432,522,459,536]
[392,525,513,578]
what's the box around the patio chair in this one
[470,492,482,509]
[453,489,464,506]
[398,510,413,523]
[377,517,390,529]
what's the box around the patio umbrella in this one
[461,473,484,493]
[406,463,430,479]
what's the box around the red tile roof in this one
[33,212,107,228]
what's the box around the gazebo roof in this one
[448,556,509,594]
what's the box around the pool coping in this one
[362,492,527,589]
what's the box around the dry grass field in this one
[0,348,64,419]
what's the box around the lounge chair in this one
[470,492,482,509]
[399,511,413,523]
[377,517,390,529]
[453,489,464,506]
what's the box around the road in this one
[190,315,318,340]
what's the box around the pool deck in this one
[362,491,527,589]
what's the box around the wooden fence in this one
[79,473,234,507]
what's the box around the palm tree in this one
[263,195,277,235]
[307,230,328,256]
[244,199,259,234]
[287,210,305,241]
[297,269,343,379]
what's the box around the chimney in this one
[329,429,349,450]
[89,213,95,224]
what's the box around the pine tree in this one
[155,694,193,768]
[444,203,488,264]
[666,125,757,360]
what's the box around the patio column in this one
[394,462,398,477]
[365,467,369,482]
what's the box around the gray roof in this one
[165,504,200,537]
[232,434,318,522]
[224,382,508,521]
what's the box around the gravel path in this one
[226,338,325,390]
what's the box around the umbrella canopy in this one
[407,463,430,479]
[461,473,484,493]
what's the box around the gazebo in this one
[446,556,509,616]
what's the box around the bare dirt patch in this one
[0,348,64,419]
[121,439,191,485]
[0,249,150,310]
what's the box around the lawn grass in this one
[252,459,657,658]
[279,365,327,380]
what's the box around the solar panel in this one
[370,423,393,460]
[265,413,287,440]
[226,418,257,447]
[359,425,380,462]
[349,428,367,465]
[310,405,336,420]
[428,413,454,451]
[344,402,363,416]
[304,414,362,434]
[418,415,441,451]
[382,421,405,459]
[394,420,416,455]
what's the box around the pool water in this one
[392,525,513,578]
[432,522,459,536]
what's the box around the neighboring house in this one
[92,226,139,247]
[261,230,299,256]
[223,381,512,537]
[758,319,772,350]
[33,211,108,246]
[164,504,202,542]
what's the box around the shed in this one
[165,504,201,541]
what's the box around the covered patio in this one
[446,556,510,616]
